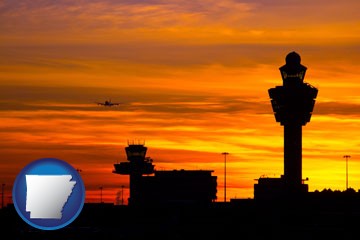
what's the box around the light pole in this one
[222,152,229,202]
[344,155,351,190]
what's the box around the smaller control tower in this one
[113,141,155,206]
[113,142,217,206]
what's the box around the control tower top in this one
[125,143,148,162]
[279,51,308,86]
[113,142,155,175]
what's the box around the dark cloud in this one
[0,85,269,114]
[314,102,360,116]
[2,85,360,117]
[0,85,145,105]
[0,44,282,68]
[2,44,359,72]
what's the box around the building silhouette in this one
[254,51,318,200]
[113,142,217,206]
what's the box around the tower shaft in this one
[284,123,302,185]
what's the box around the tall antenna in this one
[222,152,229,202]
[343,155,351,190]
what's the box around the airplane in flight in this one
[96,99,121,107]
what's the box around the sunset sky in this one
[1,0,360,204]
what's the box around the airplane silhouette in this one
[96,99,121,107]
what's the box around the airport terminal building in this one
[113,143,217,206]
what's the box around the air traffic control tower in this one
[113,142,217,206]
[113,142,155,206]
[254,52,318,199]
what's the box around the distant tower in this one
[269,52,318,193]
[113,141,155,206]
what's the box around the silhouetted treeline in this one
[313,187,358,194]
